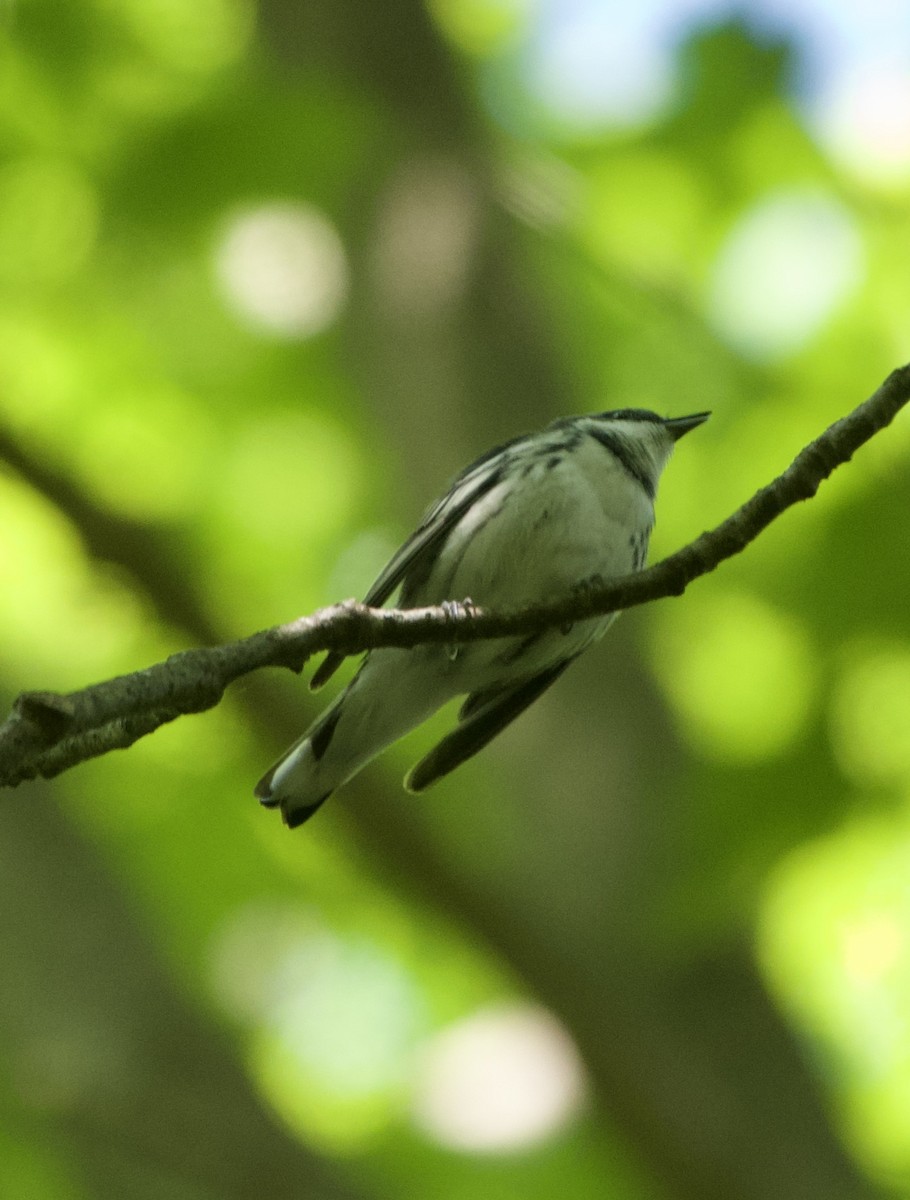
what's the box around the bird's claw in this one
[442,598,476,660]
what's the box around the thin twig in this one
[2,364,908,787]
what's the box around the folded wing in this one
[310,436,525,689]
[405,657,577,792]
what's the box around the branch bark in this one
[2,363,908,789]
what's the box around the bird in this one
[255,407,709,828]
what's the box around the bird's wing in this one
[310,436,526,690]
[404,657,576,792]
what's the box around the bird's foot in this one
[442,598,476,661]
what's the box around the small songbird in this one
[256,407,709,827]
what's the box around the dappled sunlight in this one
[830,644,910,788]
[211,904,427,1150]
[819,63,910,187]
[207,902,579,1159]
[842,912,904,985]
[213,409,364,620]
[761,817,910,1177]
[707,189,864,360]
[221,415,361,542]
[261,937,422,1092]
[211,904,323,1024]
[0,157,97,287]
[411,1004,587,1153]
[0,475,149,683]
[215,203,349,339]
[0,313,87,439]
[430,0,531,57]
[649,586,816,762]
[114,0,254,75]
[582,150,706,284]
[71,386,215,520]
[522,2,677,129]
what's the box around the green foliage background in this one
[1,1,909,1197]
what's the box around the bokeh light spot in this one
[0,314,83,436]
[524,1,675,128]
[0,157,97,286]
[412,1004,586,1153]
[842,912,904,985]
[830,646,910,787]
[222,410,361,547]
[651,588,815,762]
[212,907,426,1151]
[0,475,145,682]
[708,189,864,360]
[761,819,910,1177]
[817,61,910,187]
[215,203,348,338]
[73,387,215,520]
[430,0,531,55]
[115,0,254,74]
[584,151,703,282]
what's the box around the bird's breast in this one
[434,446,654,608]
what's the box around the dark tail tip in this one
[281,793,331,829]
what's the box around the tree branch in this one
[3,364,908,789]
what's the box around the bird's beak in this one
[665,412,711,440]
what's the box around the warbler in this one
[256,407,709,827]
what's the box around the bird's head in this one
[583,408,710,498]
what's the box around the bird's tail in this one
[255,649,452,828]
[254,696,344,828]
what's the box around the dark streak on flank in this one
[628,529,650,569]
[398,463,509,605]
[310,704,342,761]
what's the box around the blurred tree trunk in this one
[0,779,366,1200]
